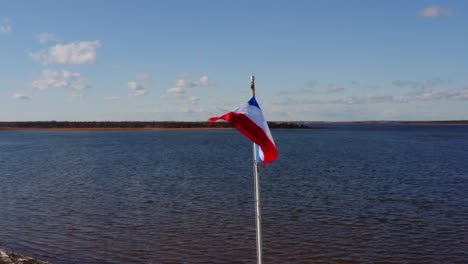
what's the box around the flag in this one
[209,96,277,165]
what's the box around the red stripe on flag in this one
[209,112,277,165]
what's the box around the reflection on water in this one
[1,127,467,263]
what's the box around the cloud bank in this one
[128,81,147,97]
[276,87,468,106]
[30,41,101,65]
[164,75,212,98]
[332,89,468,105]
[31,69,88,97]
[128,73,151,97]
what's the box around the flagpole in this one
[251,73,263,264]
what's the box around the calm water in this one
[1,127,467,263]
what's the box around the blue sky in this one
[1,0,467,121]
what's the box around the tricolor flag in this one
[209,97,277,166]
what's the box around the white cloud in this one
[331,94,408,105]
[0,24,12,33]
[165,87,185,97]
[37,32,60,44]
[163,75,212,98]
[30,40,101,65]
[392,79,449,89]
[371,94,408,103]
[419,6,451,18]
[128,81,145,91]
[0,18,12,33]
[333,96,367,105]
[276,93,410,106]
[0,20,12,33]
[12,93,31,100]
[31,69,88,97]
[413,89,468,101]
[175,79,197,89]
[128,73,150,97]
[128,82,148,97]
[326,84,345,93]
[198,75,212,87]
[189,96,200,105]
[328,89,468,105]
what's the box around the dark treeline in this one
[2,121,467,129]
[387,120,468,124]
[0,121,309,129]
[306,120,468,125]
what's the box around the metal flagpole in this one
[250,73,263,264]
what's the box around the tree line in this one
[0,121,309,129]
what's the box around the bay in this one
[1,127,467,263]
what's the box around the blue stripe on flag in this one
[248,97,260,109]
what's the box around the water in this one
[0,127,467,263]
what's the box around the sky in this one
[1,0,468,121]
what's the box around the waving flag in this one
[209,97,277,165]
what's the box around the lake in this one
[1,127,467,263]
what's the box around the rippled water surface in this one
[1,127,467,263]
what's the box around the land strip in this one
[0,121,309,131]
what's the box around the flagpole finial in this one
[250,72,255,97]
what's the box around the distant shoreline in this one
[306,121,468,126]
[0,121,310,130]
[0,127,234,132]
[1,121,468,132]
